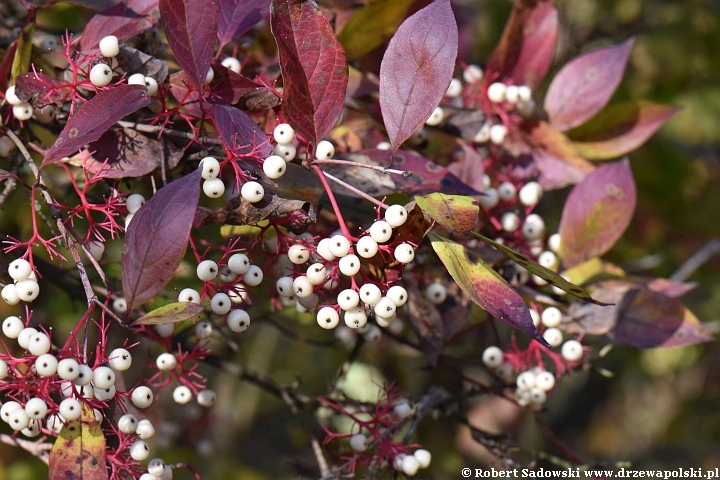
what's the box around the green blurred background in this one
[1,0,719,478]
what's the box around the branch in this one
[670,237,720,282]
[0,434,53,464]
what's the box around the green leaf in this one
[470,232,609,306]
[49,405,108,480]
[134,301,204,325]
[561,257,625,286]
[11,22,34,84]
[339,0,416,60]
[415,193,479,237]
[429,232,547,345]
[567,100,681,160]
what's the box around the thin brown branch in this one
[670,237,720,282]
[320,170,388,209]
[311,158,412,177]
[0,434,53,464]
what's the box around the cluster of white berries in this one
[273,205,414,331]
[189,253,260,333]
[481,305,586,409]
[392,449,432,476]
[4,85,34,121]
[2,258,40,305]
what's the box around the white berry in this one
[328,235,351,258]
[204,67,214,85]
[463,64,483,83]
[35,354,58,377]
[197,259,219,281]
[9,258,32,281]
[173,385,192,404]
[425,106,444,126]
[561,339,584,362]
[402,455,420,476]
[108,348,132,371]
[209,292,230,315]
[337,289,360,311]
[522,213,545,240]
[274,143,296,161]
[203,178,225,198]
[543,327,563,348]
[126,194,145,214]
[75,364,94,386]
[59,398,82,421]
[384,205,408,227]
[519,181,543,206]
[394,243,415,264]
[489,124,507,144]
[516,371,536,390]
[241,181,264,203]
[178,288,200,303]
[414,449,431,469]
[482,346,504,368]
[445,78,463,97]
[487,82,506,103]
[132,386,154,408]
[505,85,520,104]
[130,440,150,461]
[425,282,447,304]
[195,321,213,339]
[263,155,286,179]
[8,409,30,431]
[373,297,396,319]
[359,283,382,306]
[28,331,51,355]
[349,433,368,452]
[89,63,113,87]
[288,244,310,264]
[228,253,250,275]
[386,286,408,307]
[535,371,556,391]
[501,212,520,232]
[197,389,216,407]
[538,250,559,271]
[369,221,392,243]
[99,35,120,57]
[243,265,263,286]
[315,238,336,261]
[317,307,340,329]
[338,254,361,276]
[541,307,562,328]
[315,140,335,159]
[148,458,166,476]
[136,419,155,439]
[306,263,328,286]
[221,56,241,73]
[344,307,367,329]
[2,315,23,339]
[15,279,39,302]
[227,309,250,332]
[93,366,116,389]
[273,123,295,144]
[478,188,499,209]
[5,86,22,105]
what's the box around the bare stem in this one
[0,434,52,464]
[320,170,388,209]
[312,166,355,240]
[117,120,223,145]
[311,158,412,177]
[670,237,720,282]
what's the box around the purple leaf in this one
[270,0,348,147]
[80,0,159,52]
[218,0,270,48]
[447,143,486,192]
[159,0,218,90]
[15,72,74,107]
[42,85,150,167]
[210,64,265,105]
[85,128,183,178]
[611,288,713,348]
[0,169,18,181]
[558,158,636,268]
[568,100,680,160]
[379,0,457,152]
[545,39,634,131]
[122,169,202,312]
[486,0,558,89]
[429,232,548,346]
[209,100,273,159]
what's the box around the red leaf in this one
[558,158,636,268]
[270,0,349,147]
[209,100,273,158]
[218,0,270,48]
[0,169,18,181]
[210,64,265,105]
[15,72,75,107]
[567,100,680,160]
[42,85,150,167]
[544,39,634,132]
[522,119,595,190]
[122,169,202,312]
[160,0,218,90]
[486,0,558,89]
[80,0,159,52]
[379,0,457,152]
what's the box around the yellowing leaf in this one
[429,232,547,345]
[11,22,34,84]
[49,405,108,480]
[339,0,415,60]
[134,301,204,325]
[415,193,479,237]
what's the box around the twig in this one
[311,158,412,177]
[0,434,53,464]
[320,170,388,209]
[280,389,330,477]
[670,238,720,282]
[117,120,222,145]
